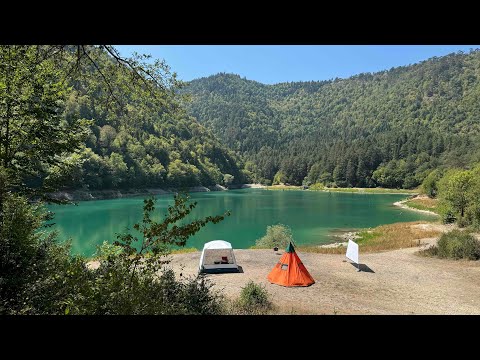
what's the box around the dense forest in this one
[183,50,480,188]
[50,47,247,192]
[0,45,234,315]
[2,45,480,317]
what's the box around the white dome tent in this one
[199,240,239,273]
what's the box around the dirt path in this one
[169,240,480,314]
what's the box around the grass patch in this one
[321,187,417,194]
[227,281,274,315]
[265,185,302,191]
[170,247,198,254]
[251,224,293,250]
[265,185,417,194]
[298,221,441,254]
[418,230,480,260]
[404,197,439,213]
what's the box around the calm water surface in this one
[47,189,435,256]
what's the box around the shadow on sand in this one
[349,262,375,273]
[201,265,244,275]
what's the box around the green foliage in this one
[73,261,224,315]
[184,51,480,187]
[0,45,231,315]
[0,193,92,315]
[94,241,124,259]
[435,230,480,260]
[422,169,442,198]
[223,174,234,187]
[417,245,439,257]
[355,230,381,244]
[0,46,91,200]
[437,169,480,226]
[273,170,286,185]
[51,47,246,191]
[309,183,325,190]
[1,192,228,315]
[167,159,200,188]
[325,187,415,193]
[253,224,294,249]
[115,193,230,256]
[83,193,230,315]
[235,280,272,314]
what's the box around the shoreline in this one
[48,183,265,202]
[393,197,439,216]
[50,184,419,202]
[165,246,480,314]
[265,184,417,195]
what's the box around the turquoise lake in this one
[47,189,435,257]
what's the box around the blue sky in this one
[116,45,480,84]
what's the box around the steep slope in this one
[183,50,480,188]
[53,47,247,191]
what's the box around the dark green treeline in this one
[183,50,480,188]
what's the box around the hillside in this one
[183,50,480,187]
[51,47,247,191]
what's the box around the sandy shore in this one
[168,238,480,314]
[240,183,266,189]
[394,197,439,216]
[85,222,477,314]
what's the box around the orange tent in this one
[267,242,315,287]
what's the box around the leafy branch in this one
[114,193,230,286]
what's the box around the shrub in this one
[442,210,457,224]
[233,281,272,314]
[76,261,224,315]
[421,169,441,198]
[457,217,469,228]
[309,183,325,190]
[436,230,480,260]
[2,193,228,315]
[94,241,124,259]
[253,224,293,249]
[417,245,439,257]
[0,194,91,315]
[223,174,234,187]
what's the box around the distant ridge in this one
[183,50,480,188]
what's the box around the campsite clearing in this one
[169,237,480,314]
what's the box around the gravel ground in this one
[168,238,480,314]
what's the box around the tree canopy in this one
[44,46,248,192]
[183,50,480,188]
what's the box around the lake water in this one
[47,189,435,257]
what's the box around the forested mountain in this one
[183,50,480,188]
[51,47,247,191]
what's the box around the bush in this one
[417,245,439,257]
[94,241,124,259]
[223,174,234,187]
[233,281,272,314]
[441,209,456,224]
[436,230,480,260]
[0,194,91,315]
[2,193,228,315]
[309,183,325,190]
[253,224,293,249]
[261,178,272,186]
[422,169,441,198]
[75,260,224,315]
[457,217,470,228]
